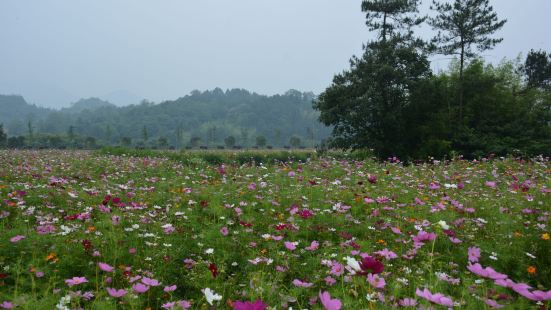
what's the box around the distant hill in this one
[62,98,116,113]
[0,89,330,147]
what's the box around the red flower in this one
[359,257,384,275]
[208,263,218,278]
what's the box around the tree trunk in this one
[382,12,387,42]
[459,42,465,126]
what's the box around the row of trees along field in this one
[0,89,331,150]
[315,0,551,160]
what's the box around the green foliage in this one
[524,49,551,90]
[0,123,6,148]
[224,136,236,148]
[0,90,330,149]
[255,135,267,147]
[314,36,431,159]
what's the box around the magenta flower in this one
[9,235,25,243]
[398,298,417,307]
[319,291,342,310]
[485,181,497,188]
[415,288,454,307]
[0,301,14,309]
[305,240,319,251]
[220,226,229,236]
[106,288,127,298]
[412,231,436,244]
[284,241,296,251]
[65,276,88,287]
[359,256,384,275]
[177,300,192,309]
[141,277,160,286]
[233,299,268,310]
[132,283,150,293]
[374,248,397,260]
[161,302,176,309]
[468,247,481,262]
[330,262,344,276]
[98,262,114,272]
[164,285,177,292]
[467,263,508,280]
[485,299,503,308]
[292,279,313,288]
[367,273,386,289]
[324,276,336,286]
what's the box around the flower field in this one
[0,150,550,309]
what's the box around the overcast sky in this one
[1,0,550,108]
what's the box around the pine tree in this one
[362,0,425,41]
[429,0,506,123]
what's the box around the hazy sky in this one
[1,0,550,108]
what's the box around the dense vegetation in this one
[315,0,551,160]
[0,150,550,309]
[0,89,330,149]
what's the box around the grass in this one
[0,150,550,309]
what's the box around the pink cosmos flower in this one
[324,276,337,286]
[485,181,497,188]
[106,288,127,298]
[398,298,417,307]
[485,299,503,308]
[292,279,313,288]
[233,299,268,310]
[415,288,454,307]
[132,283,149,293]
[367,273,386,289]
[468,247,481,262]
[319,291,342,310]
[65,276,88,287]
[367,273,386,288]
[161,302,176,309]
[141,277,160,286]
[284,241,296,251]
[98,262,114,272]
[164,285,177,292]
[177,300,192,309]
[220,226,229,236]
[412,231,436,244]
[0,301,13,309]
[305,240,319,251]
[330,262,344,276]
[9,235,25,243]
[467,263,508,280]
[374,248,397,260]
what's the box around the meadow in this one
[0,150,550,309]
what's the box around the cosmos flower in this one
[233,299,268,310]
[203,288,222,305]
[65,277,88,287]
[106,288,127,298]
[98,262,114,272]
[415,288,454,307]
[319,291,341,310]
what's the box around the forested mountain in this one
[0,89,331,148]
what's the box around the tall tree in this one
[429,0,506,122]
[361,0,425,41]
[315,0,430,158]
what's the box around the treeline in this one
[315,0,551,159]
[0,89,331,149]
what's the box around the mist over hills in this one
[0,88,330,148]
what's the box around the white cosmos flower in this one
[203,288,222,305]
[437,220,450,230]
[345,256,361,272]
